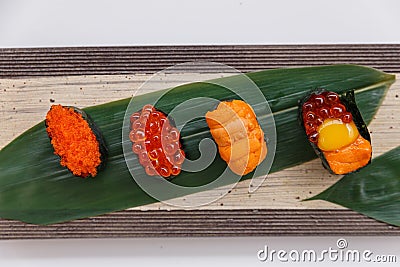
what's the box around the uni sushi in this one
[45,105,108,178]
[300,89,372,175]
[205,100,267,175]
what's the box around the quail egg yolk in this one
[317,119,359,151]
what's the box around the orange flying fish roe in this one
[46,105,102,178]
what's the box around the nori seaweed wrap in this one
[299,89,372,175]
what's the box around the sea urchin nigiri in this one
[205,100,267,176]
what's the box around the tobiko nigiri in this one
[46,105,108,178]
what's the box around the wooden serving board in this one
[0,45,399,238]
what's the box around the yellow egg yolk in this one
[317,119,359,151]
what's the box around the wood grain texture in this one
[0,44,400,77]
[1,210,399,239]
[0,45,399,238]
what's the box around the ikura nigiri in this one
[205,100,267,175]
[300,89,372,175]
[129,104,185,178]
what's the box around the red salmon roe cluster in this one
[129,104,185,178]
[302,91,353,143]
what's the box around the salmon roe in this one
[129,104,185,178]
[302,91,353,143]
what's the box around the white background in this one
[1,0,400,47]
[1,0,400,266]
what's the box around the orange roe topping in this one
[46,105,101,178]
[129,104,185,178]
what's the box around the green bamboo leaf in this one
[307,146,400,226]
[0,65,395,224]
